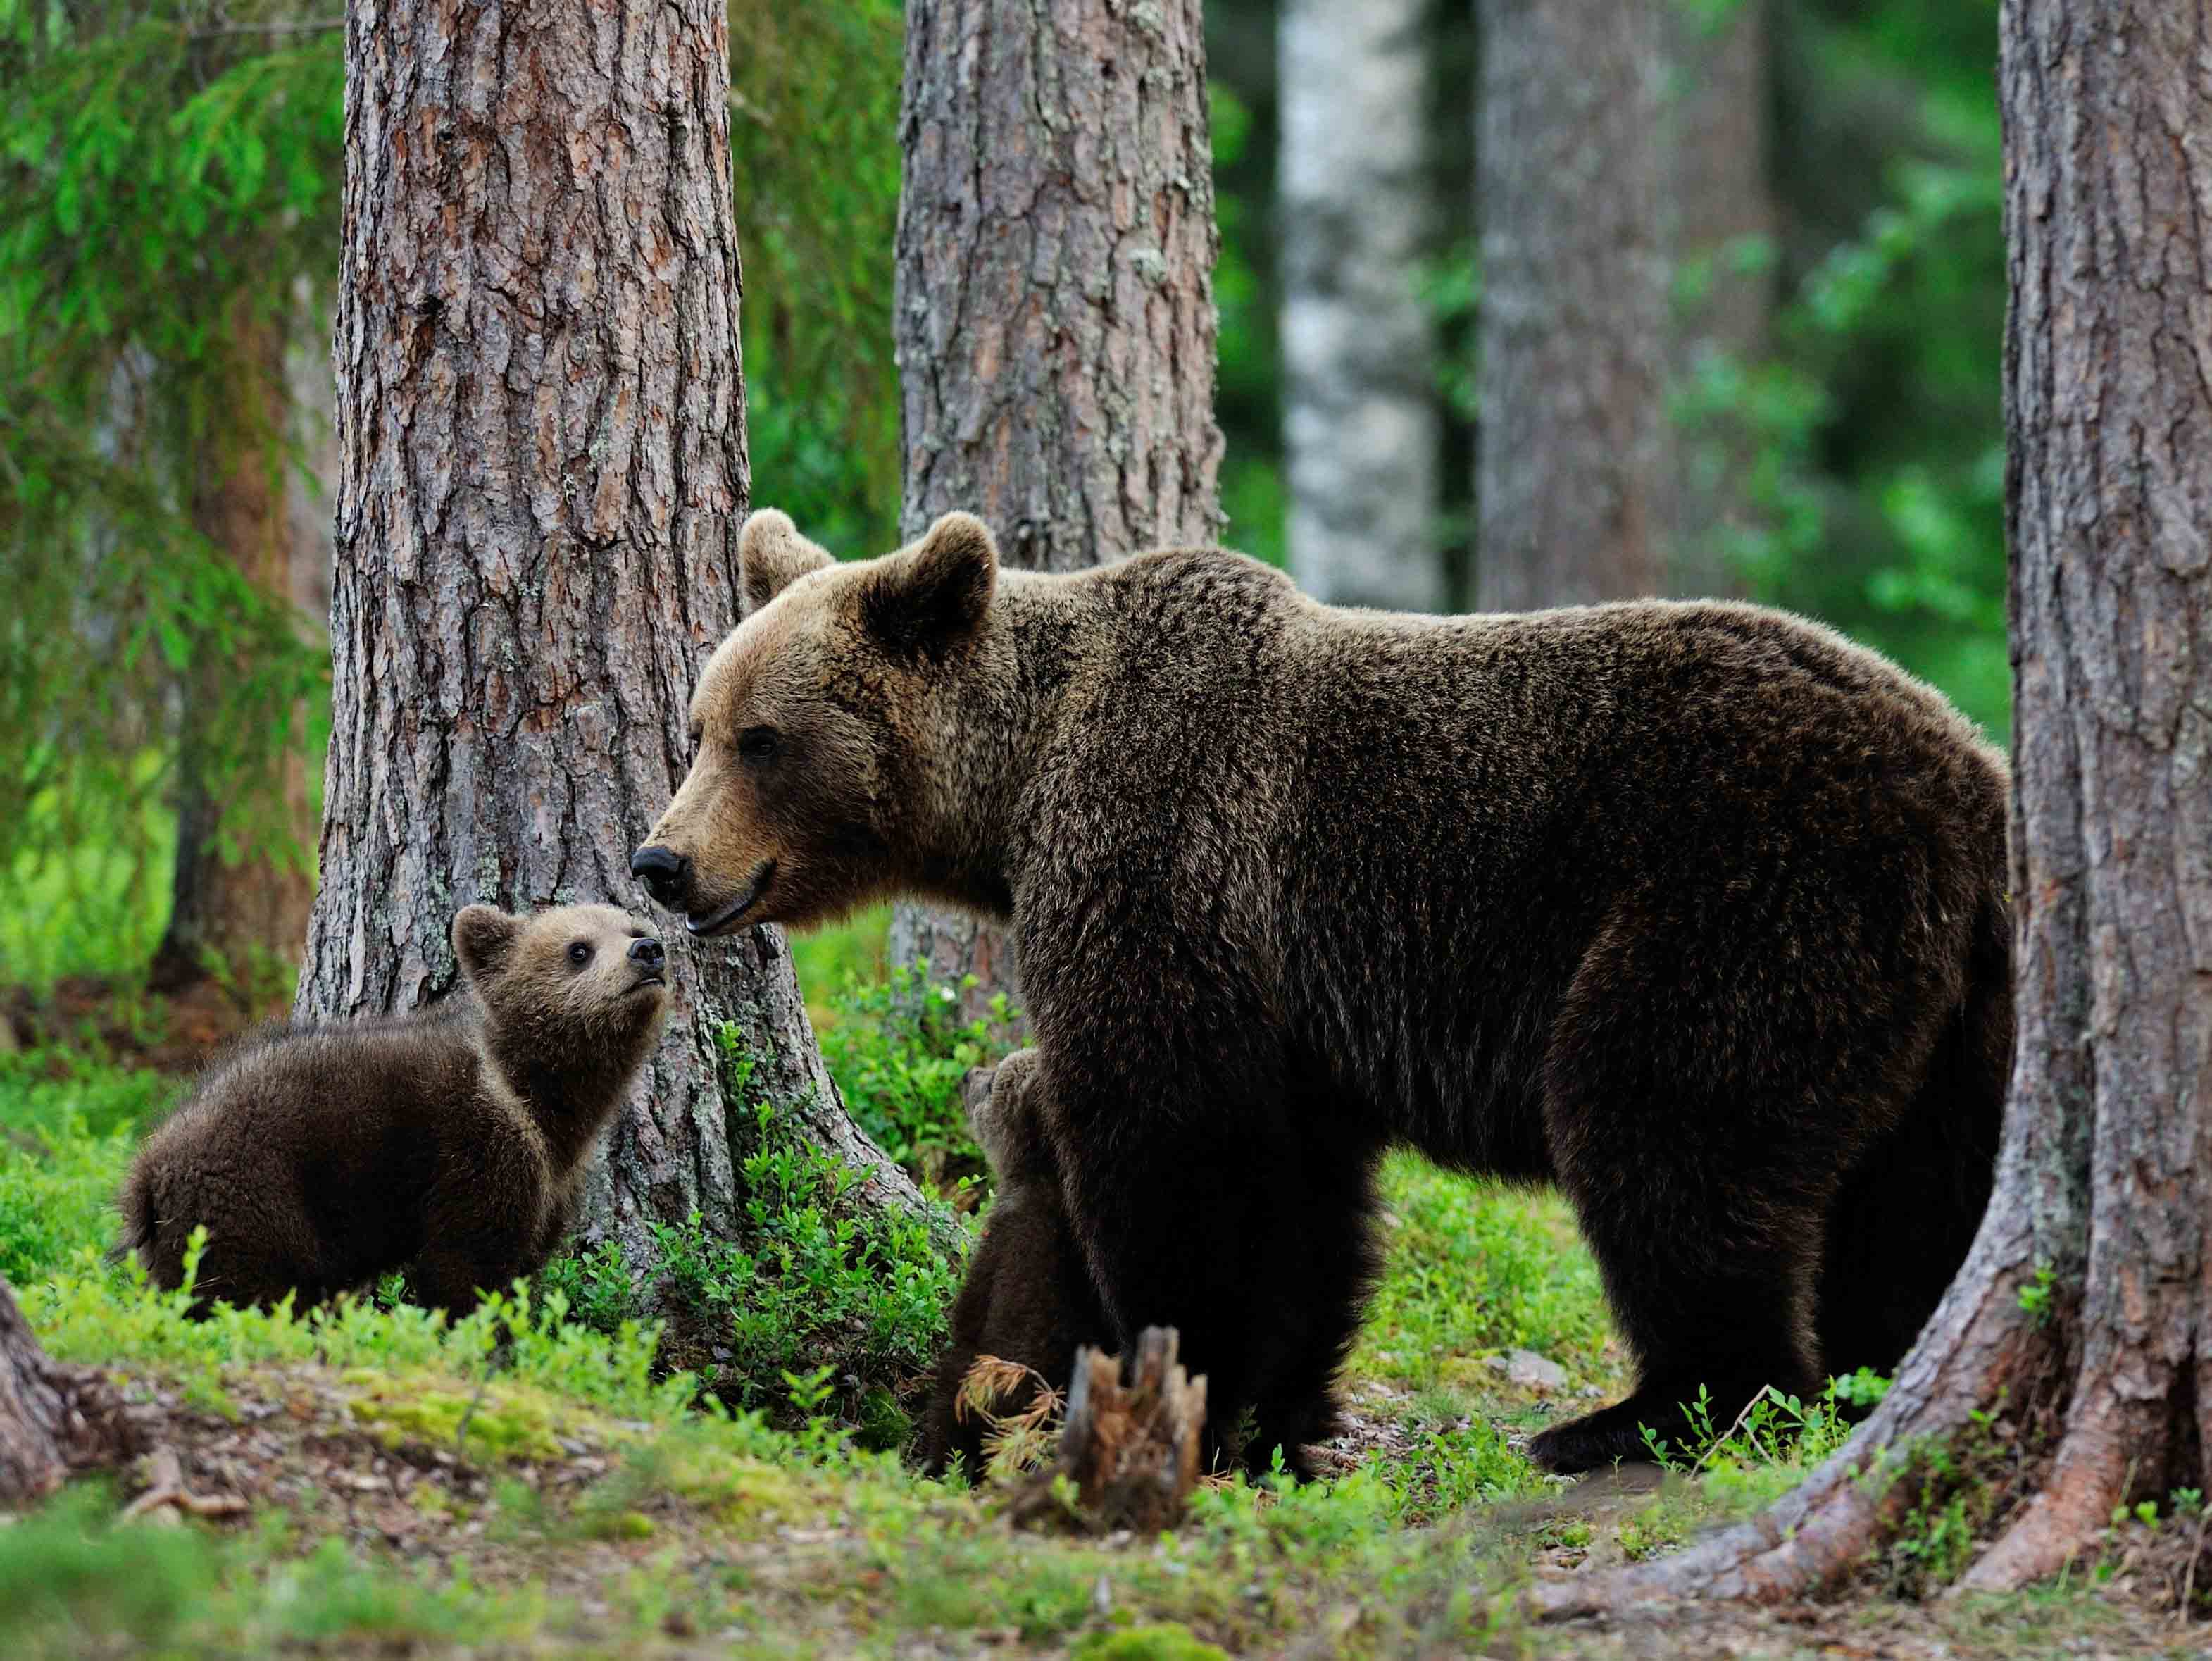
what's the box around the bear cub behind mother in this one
[634,509,2011,1476]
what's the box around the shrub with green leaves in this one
[817,962,1020,1194]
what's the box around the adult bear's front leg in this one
[1024,1038,1362,1480]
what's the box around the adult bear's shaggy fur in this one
[118,904,668,1317]
[635,509,2011,1476]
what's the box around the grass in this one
[1,962,2192,1656]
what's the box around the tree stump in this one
[1011,1326,1207,1534]
[0,1276,139,1509]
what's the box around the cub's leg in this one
[409,1127,546,1319]
[918,1050,1112,1479]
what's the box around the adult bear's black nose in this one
[628,935,665,969]
[630,845,690,909]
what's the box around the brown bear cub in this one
[916,1050,1112,1478]
[118,904,668,1317]
[635,509,2012,1478]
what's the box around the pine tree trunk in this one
[1473,0,1663,611]
[0,1275,138,1508]
[149,296,316,1006]
[889,0,1225,1019]
[1661,0,1773,601]
[301,0,935,1293]
[1532,0,2212,1615]
[1278,0,1442,612]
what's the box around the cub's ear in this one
[451,904,523,984]
[739,509,835,618]
[861,511,998,657]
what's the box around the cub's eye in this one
[567,941,593,966]
[737,726,780,764]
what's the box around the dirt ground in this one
[79,1362,2212,1660]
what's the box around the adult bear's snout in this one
[630,845,691,911]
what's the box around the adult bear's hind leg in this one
[1535,1083,1828,1474]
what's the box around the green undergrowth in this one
[11,970,2118,1656]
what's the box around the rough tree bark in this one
[1661,0,1773,602]
[1278,0,1442,612]
[0,1276,138,1508]
[300,0,933,1285]
[1473,0,1664,611]
[149,296,317,1004]
[888,0,1226,1018]
[1535,0,2212,1615]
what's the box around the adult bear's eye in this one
[738,726,780,765]
[568,941,593,966]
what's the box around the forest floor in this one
[1,919,2205,1658]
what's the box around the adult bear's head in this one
[631,507,1003,936]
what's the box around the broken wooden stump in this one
[1010,1326,1207,1534]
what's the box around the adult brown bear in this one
[633,509,2011,1476]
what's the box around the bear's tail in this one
[1816,884,2013,1383]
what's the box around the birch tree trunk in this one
[1278,0,1442,612]
[889,0,1225,1018]
[1534,0,2212,1615]
[149,297,316,1005]
[300,0,932,1291]
[1473,0,1663,611]
[1661,0,1773,601]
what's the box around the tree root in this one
[1529,1248,2057,1620]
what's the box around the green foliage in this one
[0,1052,172,1282]
[1680,0,2009,740]
[1377,1402,1545,1524]
[0,4,340,982]
[1356,1153,1614,1392]
[727,0,904,553]
[1210,77,1285,568]
[1636,1374,1879,1512]
[544,1022,971,1424]
[35,1245,695,1423]
[816,960,1018,1191]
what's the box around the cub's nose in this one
[628,936,666,969]
[630,845,690,909]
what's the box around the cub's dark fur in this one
[118,904,668,1316]
[637,510,2012,1476]
[916,1050,1112,1477]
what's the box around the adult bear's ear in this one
[452,904,522,984]
[739,509,835,618]
[862,511,998,657]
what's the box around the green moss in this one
[341,1370,569,1464]
[1073,1624,1234,1661]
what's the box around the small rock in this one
[1486,1349,1570,1393]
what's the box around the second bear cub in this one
[917,1048,1111,1477]
[119,904,668,1316]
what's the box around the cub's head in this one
[451,903,669,1050]
[630,506,1000,935]
[960,1050,1056,1190]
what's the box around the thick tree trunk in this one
[1278,0,1442,612]
[889,0,1225,1017]
[1535,0,2212,1617]
[1473,0,1663,611]
[301,0,933,1288]
[1661,0,1773,601]
[149,296,316,1005]
[0,1276,138,1509]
